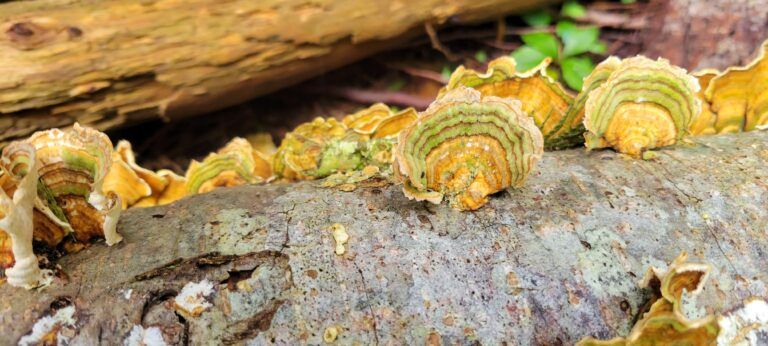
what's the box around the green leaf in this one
[556,21,600,57]
[589,41,607,55]
[510,46,548,72]
[561,56,595,91]
[474,50,488,63]
[387,78,407,91]
[521,32,559,59]
[621,0,636,3]
[441,65,453,81]
[522,10,552,28]
[561,1,587,19]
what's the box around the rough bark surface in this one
[1,132,766,345]
[0,0,553,145]
[641,0,768,71]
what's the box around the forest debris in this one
[330,224,349,256]
[323,326,341,343]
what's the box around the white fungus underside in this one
[174,279,215,315]
[18,306,76,346]
[717,299,768,346]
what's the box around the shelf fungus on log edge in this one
[0,124,123,288]
[690,40,768,135]
[394,87,543,211]
[583,56,701,158]
[440,56,577,150]
[273,104,417,182]
[185,137,272,194]
[578,253,768,346]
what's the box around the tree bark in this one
[641,0,768,71]
[1,131,766,345]
[0,0,554,146]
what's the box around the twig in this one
[303,87,433,110]
[424,22,461,62]
[495,17,507,45]
[382,63,447,84]
[577,9,646,30]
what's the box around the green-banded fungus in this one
[440,56,576,149]
[186,138,271,194]
[583,56,700,158]
[394,87,543,211]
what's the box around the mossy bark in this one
[0,0,553,146]
[1,132,766,344]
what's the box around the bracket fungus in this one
[28,124,123,247]
[692,40,768,134]
[550,57,622,150]
[186,137,272,194]
[0,143,48,288]
[583,56,701,158]
[273,117,348,180]
[104,140,171,209]
[440,56,576,149]
[275,105,416,182]
[1,124,123,288]
[578,252,720,345]
[394,87,543,211]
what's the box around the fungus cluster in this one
[578,253,767,345]
[441,57,577,149]
[0,124,122,288]
[690,40,768,134]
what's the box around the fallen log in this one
[0,0,554,145]
[1,131,766,344]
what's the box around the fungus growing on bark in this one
[273,117,347,180]
[371,107,418,139]
[698,40,768,133]
[186,137,271,194]
[550,57,622,150]
[28,124,123,246]
[687,70,720,136]
[583,56,700,158]
[394,87,543,211]
[173,279,215,318]
[0,142,48,288]
[578,252,720,345]
[104,140,167,209]
[440,56,576,149]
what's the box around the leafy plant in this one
[511,1,606,91]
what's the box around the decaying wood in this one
[0,0,554,145]
[641,0,768,70]
[1,131,766,344]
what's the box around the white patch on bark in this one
[18,306,76,346]
[717,299,768,346]
[123,325,167,346]
[173,280,215,316]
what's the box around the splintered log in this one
[1,131,766,344]
[0,0,554,145]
